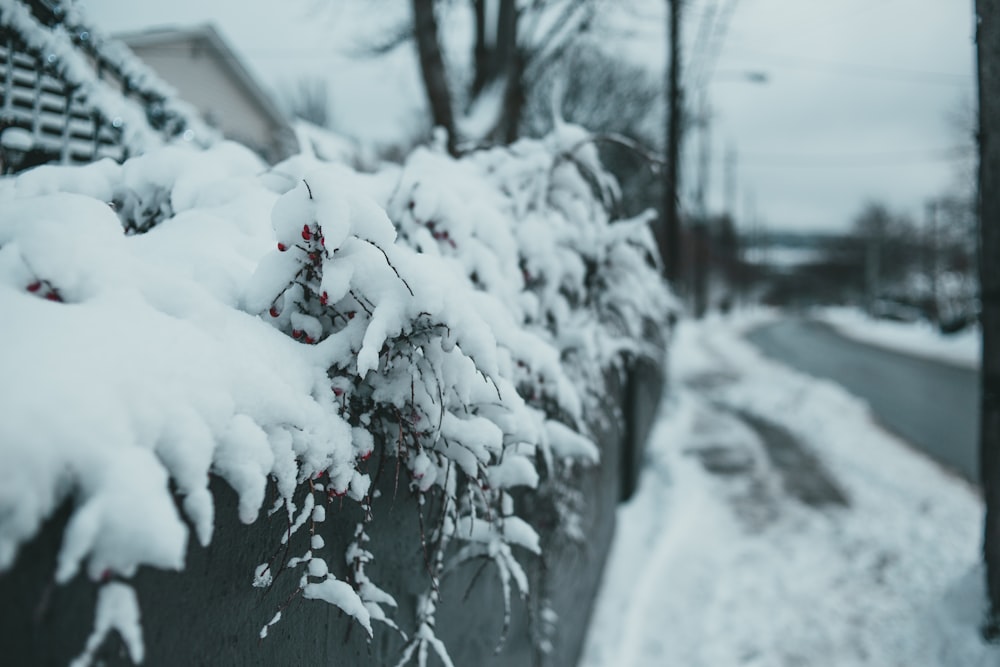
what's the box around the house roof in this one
[115,23,289,132]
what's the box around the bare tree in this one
[409,0,597,149]
[282,77,333,128]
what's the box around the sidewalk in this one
[579,315,998,667]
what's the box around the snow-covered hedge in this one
[0,125,671,665]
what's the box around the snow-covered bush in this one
[0,123,671,665]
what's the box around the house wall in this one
[128,37,286,160]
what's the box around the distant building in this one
[117,24,294,163]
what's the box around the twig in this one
[362,238,415,296]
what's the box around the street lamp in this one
[689,69,769,317]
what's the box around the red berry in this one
[347,311,356,320]
[26,281,42,293]
[304,336,315,344]
[360,450,372,462]
[320,236,325,247]
[301,225,312,241]
[332,387,344,397]
[45,292,61,302]
[320,292,328,306]
[277,242,287,252]
[269,306,279,318]
[292,329,303,339]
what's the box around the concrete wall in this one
[0,359,661,667]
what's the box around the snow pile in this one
[816,306,980,369]
[0,126,670,664]
[581,315,997,666]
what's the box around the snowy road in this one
[579,316,997,667]
[746,317,980,482]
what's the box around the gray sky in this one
[703,0,977,232]
[83,0,977,233]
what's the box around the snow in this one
[580,313,998,667]
[71,582,144,667]
[0,117,671,663]
[816,306,981,369]
[302,577,373,636]
[487,455,540,490]
[545,419,600,464]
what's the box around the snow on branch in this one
[0,121,672,665]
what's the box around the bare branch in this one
[347,20,416,57]
[566,133,665,168]
[362,237,415,296]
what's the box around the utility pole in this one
[976,0,1000,640]
[925,199,940,324]
[723,144,737,224]
[691,91,710,317]
[662,0,683,286]
[695,93,711,219]
[865,227,882,315]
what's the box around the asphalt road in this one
[745,318,981,483]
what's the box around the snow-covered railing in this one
[0,0,216,173]
[0,124,671,666]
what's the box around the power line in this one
[755,0,903,53]
[719,47,973,86]
[740,145,971,168]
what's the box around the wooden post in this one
[976,0,1000,639]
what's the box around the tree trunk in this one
[491,0,521,143]
[495,0,517,78]
[472,0,489,96]
[977,0,1000,639]
[412,0,458,154]
[472,0,517,104]
[499,51,524,144]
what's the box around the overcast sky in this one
[82,0,977,234]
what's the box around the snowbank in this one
[582,315,997,666]
[816,306,980,369]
